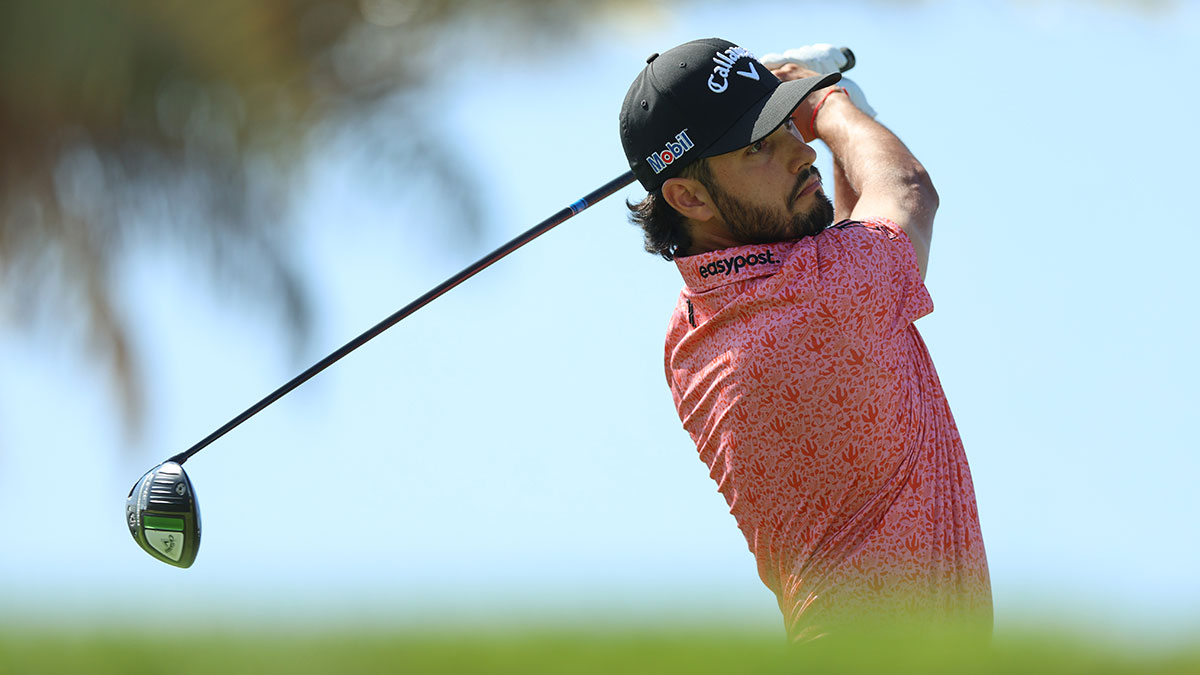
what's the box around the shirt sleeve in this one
[817,218,934,355]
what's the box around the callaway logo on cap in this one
[619,38,841,191]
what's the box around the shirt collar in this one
[675,241,791,292]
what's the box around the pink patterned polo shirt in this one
[665,218,991,641]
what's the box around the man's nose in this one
[780,120,817,172]
[787,133,818,174]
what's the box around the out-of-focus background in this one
[1,0,1198,670]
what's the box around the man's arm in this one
[831,158,858,222]
[815,93,936,279]
[778,66,937,279]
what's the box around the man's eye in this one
[746,141,764,155]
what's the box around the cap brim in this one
[701,71,842,158]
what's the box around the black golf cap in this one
[619,38,842,192]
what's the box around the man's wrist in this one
[809,87,850,139]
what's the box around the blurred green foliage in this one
[1,625,1198,674]
[0,0,639,438]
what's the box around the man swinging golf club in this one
[619,38,992,641]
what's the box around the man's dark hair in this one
[627,159,712,261]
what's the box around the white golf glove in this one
[760,44,876,118]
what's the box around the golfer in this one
[619,38,992,641]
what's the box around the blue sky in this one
[1,0,1197,642]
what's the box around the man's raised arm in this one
[781,67,937,279]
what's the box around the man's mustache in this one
[788,166,822,209]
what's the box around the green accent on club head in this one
[144,515,185,531]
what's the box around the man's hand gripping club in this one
[760,44,876,123]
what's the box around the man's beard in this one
[705,167,835,245]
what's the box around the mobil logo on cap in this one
[645,130,695,175]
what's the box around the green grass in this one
[1,625,1197,674]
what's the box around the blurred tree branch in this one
[0,0,640,440]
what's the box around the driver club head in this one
[126,461,201,568]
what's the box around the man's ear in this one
[662,177,718,223]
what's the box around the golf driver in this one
[126,47,858,568]
[125,171,635,567]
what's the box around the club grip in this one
[839,47,855,72]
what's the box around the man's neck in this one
[682,219,741,257]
